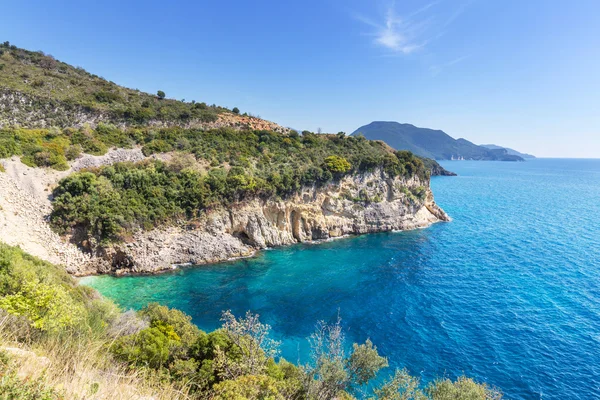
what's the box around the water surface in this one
[83,159,600,399]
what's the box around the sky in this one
[1,0,599,158]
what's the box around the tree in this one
[348,339,388,386]
[232,107,240,114]
[304,315,388,399]
[214,310,280,380]
[157,90,166,99]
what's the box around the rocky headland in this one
[0,153,448,276]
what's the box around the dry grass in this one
[0,318,192,400]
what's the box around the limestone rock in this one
[89,168,449,275]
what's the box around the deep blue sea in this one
[82,159,600,399]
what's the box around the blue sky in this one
[2,0,599,157]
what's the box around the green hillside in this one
[0,41,231,126]
[351,121,524,161]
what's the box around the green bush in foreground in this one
[0,242,115,335]
[0,243,502,399]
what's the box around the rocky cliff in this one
[1,146,449,277]
[85,168,449,275]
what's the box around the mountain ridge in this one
[351,121,525,161]
[481,144,536,159]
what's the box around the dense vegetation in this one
[0,243,502,399]
[0,41,227,126]
[36,126,429,242]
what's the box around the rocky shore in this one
[84,169,449,276]
[0,153,449,276]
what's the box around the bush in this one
[232,107,240,114]
[65,144,82,161]
[0,369,60,400]
[324,155,351,173]
[94,90,121,103]
[0,281,86,333]
[112,327,172,369]
[139,303,200,347]
[211,374,283,399]
[157,90,166,99]
[427,376,503,400]
[0,243,112,336]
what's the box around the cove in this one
[82,159,600,400]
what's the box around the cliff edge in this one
[87,168,448,275]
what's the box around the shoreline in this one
[77,219,448,278]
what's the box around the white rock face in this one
[0,152,448,276]
[92,168,449,275]
[0,149,151,273]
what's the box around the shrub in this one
[139,303,200,347]
[0,369,60,400]
[211,374,283,399]
[324,155,351,174]
[0,138,20,158]
[427,376,503,400]
[157,90,166,99]
[232,107,240,114]
[0,243,112,336]
[94,90,121,103]
[111,327,171,369]
[65,144,82,161]
[0,281,86,333]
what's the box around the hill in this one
[351,121,524,161]
[481,144,535,159]
[0,41,287,132]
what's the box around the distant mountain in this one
[481,144,535,159]
[350,122,524,162]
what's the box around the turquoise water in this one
[83,159,600,399]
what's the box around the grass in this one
[0,41,226,127]
[0,328,190,399]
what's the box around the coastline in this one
[77,215,448,278]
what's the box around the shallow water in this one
[83,159,600,399]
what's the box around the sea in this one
[82,159,600,399]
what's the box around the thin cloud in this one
[355,1,467,55]
[429,55,469,76]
